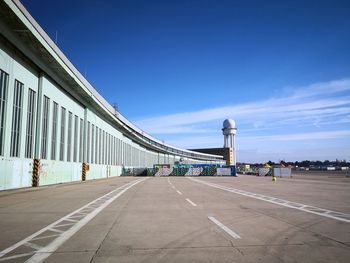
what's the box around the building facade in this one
[0,0,224,190]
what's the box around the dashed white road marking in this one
[189,178,350,223]
[186,198,197,207]
[0,178,147,263]
[208,216,241,239]
[176,190,183,195]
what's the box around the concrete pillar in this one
[232,135,236,166]
[224,135,228,148]
[34,73,44,159]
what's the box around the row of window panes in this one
[0,70,85,161]
[0,69,37,158]
[82,126,150,167]
[40,97,86,162]
[0,69,170,165]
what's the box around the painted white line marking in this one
[54,223,75,228]
[64,218,78,222]
[31,234,59,241]
[0,178,147,262]
[0,253,33,262]
[208,216,241,239]
[176,190,183,195]
[189,178,350,223]
[24,242,42,251]
[186,198,197,207]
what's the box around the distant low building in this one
[190,119,236,166]
[190,147,233,165]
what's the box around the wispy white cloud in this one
[284,79,350,99]
[135,79,350,134]
[133,79,350,161]
[240,130,350,142]
[167,130,350,149]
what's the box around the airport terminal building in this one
[0,0,226,190]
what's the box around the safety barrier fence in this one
[122,166,236,176]
[258,167,292,177]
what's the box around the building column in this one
[34,73,44,159]
[232,135,236,166]
[32,73,44,187]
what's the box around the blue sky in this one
[22,0,350,163]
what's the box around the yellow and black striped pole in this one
[32,159,40,187]
[82,162,87,181]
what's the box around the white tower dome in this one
[223,119,236,129]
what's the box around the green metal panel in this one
[39,160,81,186]
[0,159,32,190]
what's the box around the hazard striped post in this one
[32,159,40,187]
[82,162,87,181]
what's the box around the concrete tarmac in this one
[0,175,349,262]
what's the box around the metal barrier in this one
[121,166,236,176]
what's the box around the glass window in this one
[0,70,9,156]
[79,118,83,162]
[107,133,110,165]
[67,112,72,161]
[101,130,104,164]
[110,135,113,165]
[59,107,66,161]
[87,122,90,163]
[25,89,36,158]
[73,115,78,162]
[91,124,94,164]
[117,139,120,165]
[51,102,58,160]
[10,80,24,157]
[95,126,99,164]
[112,137,115,165]
[99,128,102,164]
[40,96,50,159]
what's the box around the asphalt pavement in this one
[0,175,349,263]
